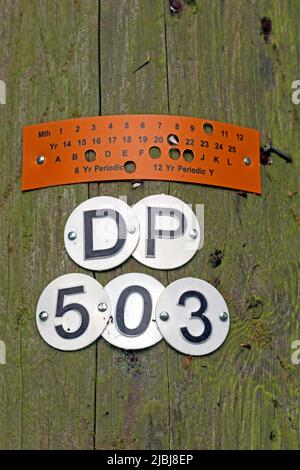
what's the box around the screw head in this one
[219,311,228,322]
[243,157,252,166]
[39,311,48,321]
[189,229,198,239]
[128,225,136,234]
[169,0,183,13]
[68,231,77,241]
[98,303,107,312]
[36,155,45,165]
[160,311,169,321]
[132,181,143,189]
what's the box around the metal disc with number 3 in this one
[132,194,201,270]
[155,278,230,356]
[36,273,111,351]
[102,273,164,350]
[64,196,140,271]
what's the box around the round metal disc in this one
[64,196,140,271]
[102,273,164,350]
[131,194,200,269]
[36,273,110,351]
[155,278,230,356]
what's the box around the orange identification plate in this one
[22,115,261,193]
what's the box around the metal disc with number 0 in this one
[132,194,201,269]
[64,196,140,271]
[102,273,164,350]
[155,278,230,356]
[36,273,111,351]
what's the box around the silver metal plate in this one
[64,196,140,271]
[155,278,230,356]
[36,273,110,351]
[102,273,164,350]
[132,194,200,269]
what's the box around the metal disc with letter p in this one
[132,194,200,270]
[64,196,140,271]
[36,273,110,351]
[156,278,230,356]
[102,273,164,350]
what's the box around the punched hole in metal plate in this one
[124,161,136,173]
[169,148,181,160]
[203,122,214,135]
[84,149,96,162]
[167,134,179,145]
[183,149,194,162]
[149,146,161,159]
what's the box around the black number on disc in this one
[179,290,212,343]
[55,286,89,339]
[116,285,152,336]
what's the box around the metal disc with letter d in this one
[102,273,164,350]
[64,196,140,271]
[36,273,110,351]
[131,194,200,269]
[156,278,230,356]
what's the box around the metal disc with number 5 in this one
[132,194,201,270]
[155,278,230,356]
[36,273,111,351]
[102,273,164,350]
[64,196,140,271]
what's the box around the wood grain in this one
[93,0,171,450]
[0,0,99,449]
[0,0,300,449]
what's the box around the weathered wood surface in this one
[0,0,300,450]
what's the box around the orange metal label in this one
[22,115,261,193]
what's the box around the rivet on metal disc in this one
[68,231,77,241]
[243,157,252,166]
[219,311,228,322]
[160,311,169,321]
[128,225,136,234]
[98,303,107,312]
[36,155,45,165]
[39,311,48,321]
[189,229,198,239]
